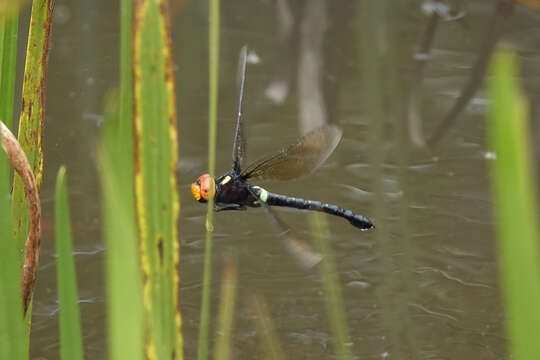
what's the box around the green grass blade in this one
[54,167,84,360]
[214,259,238,360]
[119,0,133,196]
[133,1,182,358]
[0,0,28,20]
[488,49,540,359]
[99,92,144,360]
[12,0,54,266]
[198,0,220,359]
[0,12,19,129]
[309,213,352,360]
[0,134,26,360]
[100,1,143,357]
[249,295,286,360]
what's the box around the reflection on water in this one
[27,0,540,358]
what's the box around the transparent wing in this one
[232,45,248,173]
[241,124,342,181]
[247,187,321,269]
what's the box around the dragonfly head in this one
[191,174,216,203]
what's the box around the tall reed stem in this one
[198,0,220,359]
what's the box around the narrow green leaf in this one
[0,0,28,20]
[215,259,238,360]
[12,0,54,267]
[55,167,84,360]
[119,0,133,198]
[309,213,352,360]
[99,92,143,360]
[249,295,285,360]
[488,49,540,359]
[0,12,18,129]
[133,1,182,358]
[0,134,26,360]
[198,0,219,358]
[98,2,144,358]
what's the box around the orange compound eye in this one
[192,174,215,202]
[191,181,201,201]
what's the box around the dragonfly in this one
[191,46,373,265]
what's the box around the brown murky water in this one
[27,1,540,359]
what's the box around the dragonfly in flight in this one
[191,46,373,266]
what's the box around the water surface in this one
[27,1,540,358]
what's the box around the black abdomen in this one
[265,192,373,230]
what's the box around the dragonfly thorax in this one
[191,174,216,202]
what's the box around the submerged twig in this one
[298,0,327,134]
[408,8,441,147]
[0,121,41,315]
[427,1,513,146]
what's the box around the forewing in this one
[242,124,342,181]
[232,45,248,173]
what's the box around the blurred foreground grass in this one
[488,49,540,359]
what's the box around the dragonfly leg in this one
[216,203,247,212]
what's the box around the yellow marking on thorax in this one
[220,175,231,185]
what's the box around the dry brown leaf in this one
[1,121,41,314]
